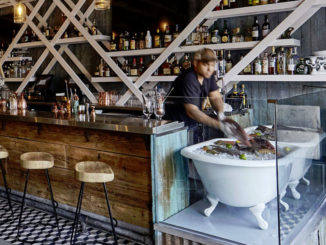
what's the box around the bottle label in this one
[110,43,116,51]
[226,63,232,73]
[288,64,295,71]
[164,35,172,44]
[262,60,269,74]
[223,0,229,6]
[244,64,251,74]
[130,40,136,50]
[163,68,171,75]
[211,36,218,44]
[130,69,138,76]
[252,30,259,38]
[124,40,129,49]
[154,36,161,47]
[173,67,180,75]
[145,39,152,49]
[221,36,228,43]
[139,40,145,49]
[255,63,262,73]
[262,29,270,37]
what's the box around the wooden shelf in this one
[91,76,177,83]
[207,1,302,20]
[15,35,111,49]
[234,75,326,82]
[106,39,300,57]
[4,77,36,82]
[6,57,33,62]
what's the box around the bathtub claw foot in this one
[302,177,310,186]
[280,190,289,211]
[204,196,219,217]
[249,203,268,230]
[289,180,301,200]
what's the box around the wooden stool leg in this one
[71,182,85,245]
[0,159,13,215]
[103,183,118,245]
[17,170,29,237]
[45,169,61,237]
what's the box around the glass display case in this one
[153,93,326,245]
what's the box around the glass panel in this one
[276,90,326,244]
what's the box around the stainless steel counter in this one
[0,110,185,135]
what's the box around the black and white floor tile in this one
[0,198,144,245]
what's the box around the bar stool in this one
[18,152,61,241]
[71,161,118,245]
[0,146,13,218]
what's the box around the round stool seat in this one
[20,152,54,170]
[0,146,8,159]
[75,161,114,183]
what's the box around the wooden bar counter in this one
[0,110,186,244]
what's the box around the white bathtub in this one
[181,138,296,230]
[245,126,324,201]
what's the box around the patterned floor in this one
[0,198,144,245]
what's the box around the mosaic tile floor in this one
[0,198,145,245]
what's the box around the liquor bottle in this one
[83,19,89,34]
[254,56,262,75]
[123,31,130,51]
[221,20,230,43]
[154,29,162,48]
[164,25,172,47]
[61,13,66,25]
[193,26,201,45]
[201,26,208,44]
[243,59,253,75]
[99,59,104,77]
[287,47,296,75]
[261,0,268,4]
[262,15,270,38]
[248,0,253,6]
[222,0,230,9]
[139,32,145,49]
[130,58,138,76]
[252,0,260,6]
[262,52,269,75]
[225,50,233,73]
[182,54,191,72]
[138,57,145,76]
[91,19,97,35]
[173,24,179,40]
[104,65,110,77]
[150,55,159,76]
[130,33,136,50]
[252,16,260,41]
[230,0,237,8]
[41,25,46,37]
[118,32,124,51]
[239,84,247,109]
[134,33,140,49]
[110,33,117,51]
[269,46,277,74]
[277,47,286,74]
[12,29,16,41]
[173,57,181,75]
[122,60,130,75]
[218,50,226,77]
[226,84,238,110]
[63,31,69,39]
[46,24,51,39]
[295,58,308,75]
[269,0,278,3]
[162,59,172,75]
[211,23,220,44]
[0,43,4,58]
[145,30,152,49]
[22,30,29,43]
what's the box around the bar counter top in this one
[0,110,185,135]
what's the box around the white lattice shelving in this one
[91,76,177,83]
[234,75,326,82]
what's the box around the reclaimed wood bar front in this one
[0,111,185,244]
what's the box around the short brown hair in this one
[194,48,217,62]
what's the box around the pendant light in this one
[94,0,111,10]
[14,1,27,24]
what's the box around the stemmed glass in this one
[154,96,165,121]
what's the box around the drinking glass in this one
[154,100,165,121]
[143,99,154,120]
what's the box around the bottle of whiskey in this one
[99,59,104,77]
[248,0,253,6]
[225,50,233,73]
[154,29,162,48]
[221,20,230,43]
[162,59,172,75]
[130,33,136,50]
[226,84,239,110]
[91,19,97,35]
[118,32,124,51]
[260,0,268,4]
[262,15,270,38]
[218,50,226,77]
[252,0,260,6]
[123,31,130,51]
[252,16,260,41]
[139,32,145,49]
[230,0,237,8]
[122,60,130,75]
[277,47,286,74]
[182,54,191,72]
[173,57,181,75]
[138,57,145,76]
[173,24,179,40]
[164,25,172,47]
[130,58,138,76]
[211,23,220,44]
[222,0,230,9]
[83,19,90,34]
[243,56,253,75]
[239,84,247,109]
[262,52,269,75]
[145,30,152,49]
[110,33,117,51]
[149,55,159,76]
[269,46,277,74]
[287,47,296,75]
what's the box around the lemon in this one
[236,140,241,144]
[284,146,291,153]
[255,132,262,136]
[240,154,247,160]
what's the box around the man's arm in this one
[209,90,224,117]
[184,104,221,129]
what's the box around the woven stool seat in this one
[0,146,8,159]
[75,161,114,183]
[20,152,54,170]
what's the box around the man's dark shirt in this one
[165,68,219,127]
